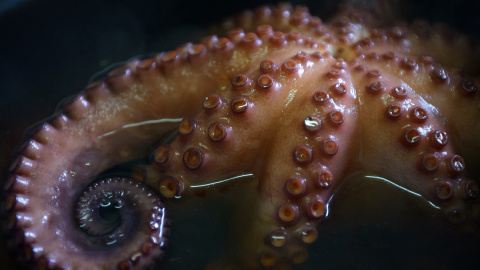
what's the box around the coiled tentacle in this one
[1,2,480,269]
[2,37,294,268]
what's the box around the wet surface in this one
[1,0,479,269]
[155,174,479,269]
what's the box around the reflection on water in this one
[154,174,479,269]
[1,0,480,268]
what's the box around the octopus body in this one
[2,2,480,269]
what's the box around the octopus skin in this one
[2,2,480,269]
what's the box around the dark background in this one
[2,0,480,163]
[1,0,479,269]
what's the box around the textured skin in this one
[2,3,480,269]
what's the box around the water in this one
[154,174,479,269]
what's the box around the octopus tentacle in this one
[2,2,480,269]
[348,55,479,224]
[142,4,480,269]
[2,27,328,268]
[224,4,480,74]
[75,177,167,269]
[223,2,480,178]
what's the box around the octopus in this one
[1,1,480,269]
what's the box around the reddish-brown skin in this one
[2,3,480,269]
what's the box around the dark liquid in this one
[156,175,480,269]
